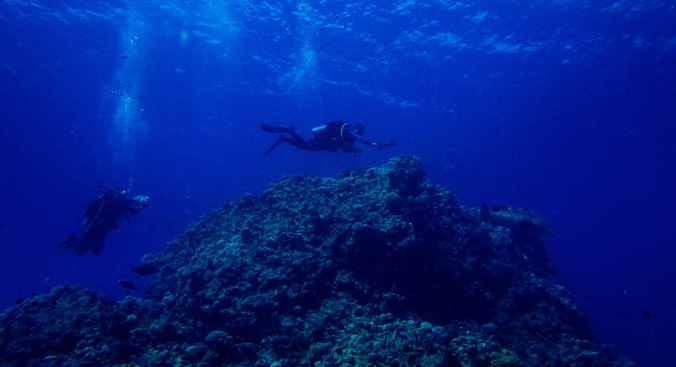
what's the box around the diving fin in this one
[262,135,286,156]
[57,233,77,250]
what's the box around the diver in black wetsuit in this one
[58,187,150,256]
[261,120,395,156]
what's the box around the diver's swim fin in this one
[57,233,77,250]
[262,135,286,156]
[261,123,294,134]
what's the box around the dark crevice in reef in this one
[0,156,632,367]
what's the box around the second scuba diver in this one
[261,120,395,156]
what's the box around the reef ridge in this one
[0,156,632,367]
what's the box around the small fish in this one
[118,279,137,291]
[481,203,555,237]
[131,263,158,276]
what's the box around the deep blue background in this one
[1,1,675,366]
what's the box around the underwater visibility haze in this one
[1,1,675,366]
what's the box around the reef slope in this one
[0,156,630,367]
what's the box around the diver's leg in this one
[75,222,95,255]
[304,138,327,151]
[285,133,322,151]
[89,229,107,256]
[262,133,319,155]
[286,129,305,142]
[74,235,89,255]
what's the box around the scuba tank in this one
[313,121,350,149]
[311,124,327,136]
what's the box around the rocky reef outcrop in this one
[0,156,632,367]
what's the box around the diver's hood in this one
[130,195,150,211]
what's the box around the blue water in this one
[1,1,674,365]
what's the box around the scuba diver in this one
[58,187,150,256]
[261,120,395,156]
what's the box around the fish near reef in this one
[481,203,555,237]
[131,263,158,276]
[118,279,137,291]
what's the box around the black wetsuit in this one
[59,188,145,255]
[262,120,377,155]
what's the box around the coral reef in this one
[0,156,632,367]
